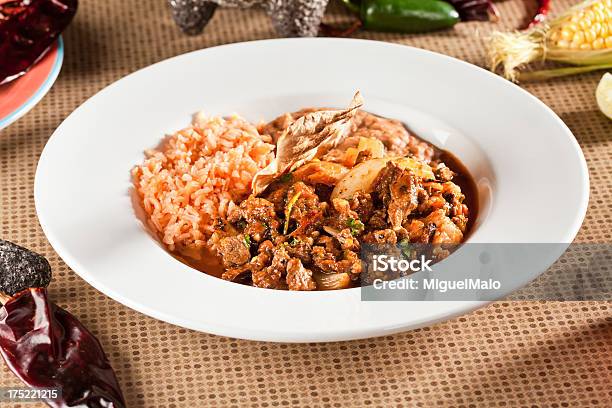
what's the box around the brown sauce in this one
[173,246,225,278]
[434,149,479,239]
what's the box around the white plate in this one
[35,39,589,342]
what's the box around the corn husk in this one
[487,0,612,81]
[251,92,363,196]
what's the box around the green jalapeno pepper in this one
[342,0,460,33]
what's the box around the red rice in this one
[132,113,274,256]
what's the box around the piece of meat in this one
[229,196,280,242]
[287,182,321,220]
[281,182,326,236]
[336,228,360,251]
[441,182,466,218]
[452,214,468,233]
[229,197,269,223]
[324,197,360,233]
[367,209,388,230]
[343,250,362,279]
[249,240,274,270]
[252,245,290,289]
[405,220,437,243]
[416,189,448,214]
[322,226,360,251]
[312,245,337,273]
[222,240,275,285]
[374,162,420,230]
[434,163,455,182]
[315,235,341,258]
[312,245,361,276]
[362,229,397,245]
[408,209,463,244]
[286,258,317,291]
[420,179,467,226]
[348,192,374,222]
[221,264,250,283]
[217,235,251,267]
[286,237,313,263]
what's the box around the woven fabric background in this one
[1,0,611,407]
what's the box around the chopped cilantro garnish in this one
[347,218,364,236]
[289,237,300,246]
[243,234,251,248]
[398,239,414,259]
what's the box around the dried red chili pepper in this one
[0,288,126,408]
[0,0,78,84]
[526,0,552,28]
[444,0,499,22]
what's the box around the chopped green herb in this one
[280,172,293,183]
[243,234,251,248]
[289,237,300,246]
[236,219,247,230]
[347,218,365,236]
[398,239,414,259]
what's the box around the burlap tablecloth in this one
[1,1,610,407]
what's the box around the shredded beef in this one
[252,244,289,289]
[287,238,313,263]
[348,192,374,223]
[374,162,420,230]
[286,258,317,291]
[217,235,251,267]
[312,245,360,276]
[229,197,280,243]
[362,229,397,245]
[222,264,250,283]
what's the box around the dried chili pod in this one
[0,0,78,84]
[444,0,499,22]
[526,0,552,28]
[0,288,126,408]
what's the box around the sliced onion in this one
[331,157,434,200]
[313,272,351,290]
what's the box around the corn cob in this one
[488,0,612,81]
[549,0,612,51]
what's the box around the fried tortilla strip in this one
[252,91,364,196]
